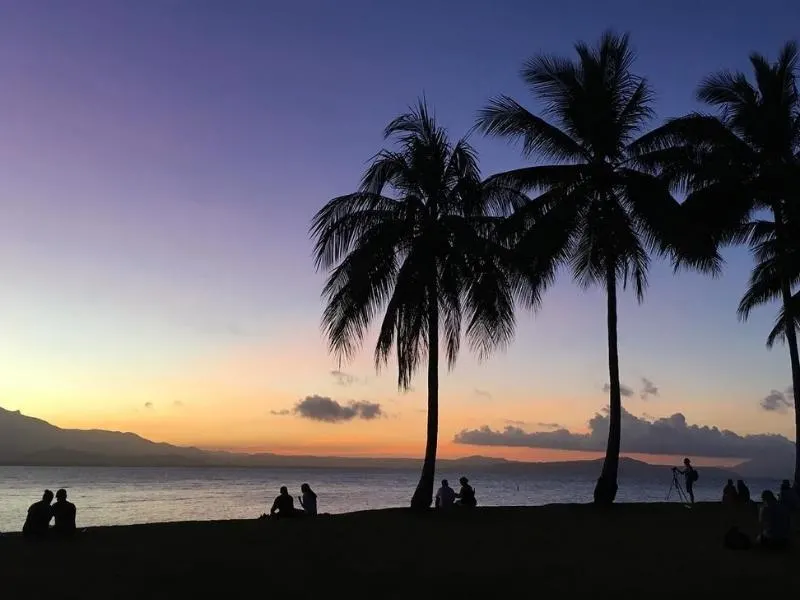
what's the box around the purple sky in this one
[1,0,799,456]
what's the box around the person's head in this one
[42,489,54,503]
[727,479,734,486]
[56,489,67,501]
[762,490,777,505]
[683,458,691,467]
[459,476,469,486]
[300,483,311,494]
[279,486,288,495]
[737,479,745,486]
[781,479,791,489]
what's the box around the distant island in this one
[0,406,773,478]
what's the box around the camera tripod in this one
[665,469,691,507]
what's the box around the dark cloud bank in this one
[271,395,382,424]
[454,408,792,459]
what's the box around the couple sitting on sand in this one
[22,489,77,538]
[435,476,477,509]
[267,483,318,519]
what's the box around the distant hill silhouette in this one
[0,406,761,478]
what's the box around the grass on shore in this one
[1,503,798,599]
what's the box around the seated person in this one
[299,483,318,517]
[435,479,456,508]
[758,490,790,551]
[22,490,54,537]
[722,479,738,505]
[270,486,297,518]
[51,489,77,536]
[779,479,799,511]
[455,476,477,507]
[736,480,751,504]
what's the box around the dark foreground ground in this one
[1,503,797,599]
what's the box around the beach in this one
[2,504,796,599]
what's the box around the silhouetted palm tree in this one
[639,42,800,485]
[476,32,688,505]
[311,101,518,509]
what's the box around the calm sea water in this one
[0,466,777,532]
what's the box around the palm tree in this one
[476,31,692,505]
[310,101,518,509]
[638,42,800,486]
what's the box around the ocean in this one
[0,465,777,532]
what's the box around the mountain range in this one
[0,406,778,478]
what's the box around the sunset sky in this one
[1,0,799,464]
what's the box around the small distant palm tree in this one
[477,31,691,505]
[311,101,518,509]
[639,42,800,485]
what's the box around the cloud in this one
[172,400,184,408]
[474,389,492,400]
[761,387,794,412]
[330,370,358,387]
[270,409,291,416]
[144,402,154,409]
[288,395,383,423]
[602,383,634,397]
[640,378,659,400]
[536,422,563,429]
[504,419,528,426]
[453,407,793,459]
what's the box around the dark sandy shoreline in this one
[1,504,797,599]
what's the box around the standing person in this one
[435,479,456,508]
[22,490,54,537]
[736,480,751,504]
[51,489,77,536]
[270,486,297,518]
[674,458,698,504]
[455,476,477,507]
[299,483,318,516]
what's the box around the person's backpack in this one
[690,469,699,482]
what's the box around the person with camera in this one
[673,458,698,504]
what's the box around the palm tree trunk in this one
[410,296,439,510]
[594,265,621,506]
[780,279,800,489]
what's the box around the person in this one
[435,479,456,508]
[722,479,738,505]
[455,476,477,507]
[673,458,698,504]
[270,486,297,518]
[758,490,790,551]
[736,480,751,504]
[299,483,317,516]
[51,489,77,536]
[779,479,799,512]
[22,489,54,538]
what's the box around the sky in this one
[1,0,799,465]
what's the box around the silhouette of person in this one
[52,489,77,536]
[722,479,738,505]
[435,479,456,508]
[736,480,751,504]
[270,486,297,518]
[758,490,790,551]
[779,479,799,512]
[23,489,54,537]
[674,458,697,504]
[299,483,317,516]
[455,476,477,507]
